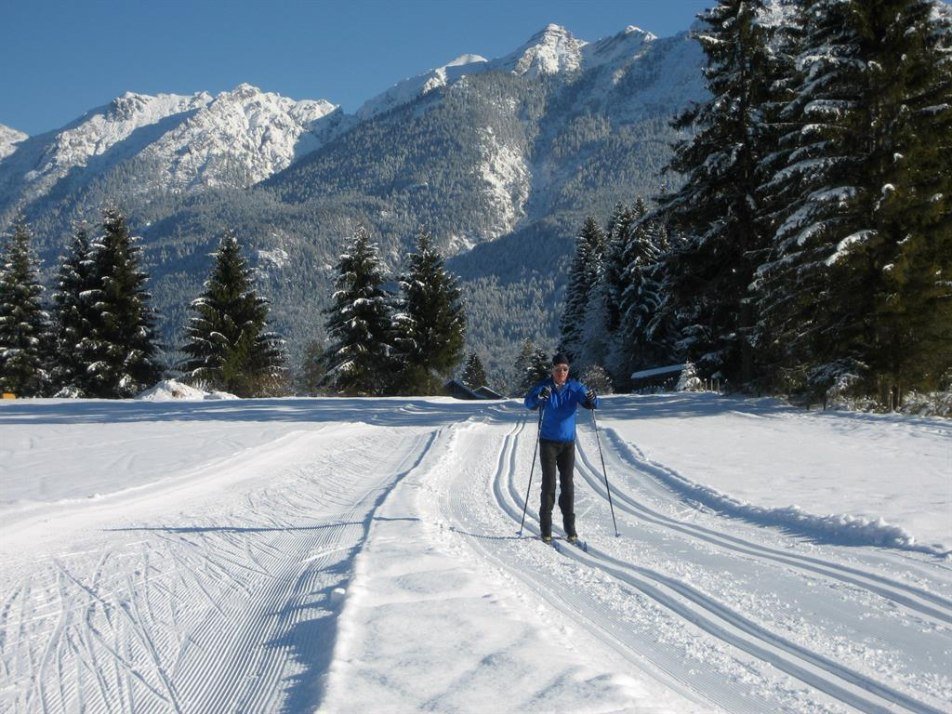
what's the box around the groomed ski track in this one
[0,397,949,713]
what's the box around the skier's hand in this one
[586,388,597,406]
[539,386,551,401]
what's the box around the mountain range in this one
[0,22,705,385]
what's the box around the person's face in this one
[552,363,569,385]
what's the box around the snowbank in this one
[136,379,237,401]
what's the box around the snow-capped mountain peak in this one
[356,54,489,120]
[499,23,587,77]
[0,124,28,161]
[0,85,339,208]
[583,25,656,71]
[149,84,338,189]
[11,91,210,198]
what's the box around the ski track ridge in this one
[572,434,952,626]
[490,413,944,714]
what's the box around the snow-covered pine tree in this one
[866,0,952,401]
[83,209,162,398]
[527,347,551,387]
[296,340,327,396]
[513,338,536,394]
[601,203,638,344]
[461,351,487,390]
[559,216,606,368]
[181,230,286,397]
[392,228,466,395]
[604,199,649,386]
[658,0,778,384]
[513,339,552,394]
[756,0,952,402]
[0,219,50,397]
[619,212,676,376]
[676,361,704,392]
[323,225,394,396]
[50,223,98,395]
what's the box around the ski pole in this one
[590,407,619,537]
[518,403,544,536]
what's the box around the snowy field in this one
[0,393,949,713]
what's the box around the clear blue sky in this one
[1,0,712,136]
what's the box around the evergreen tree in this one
[559,216,606,366]
[323,225,393,396]
[527,348,551,388]
[604,199,649,385]
[461,351,487,389]
[296,339,328,396]
[50,223,97,395]
[658,0,777,382]
[0,219,50,397]
[513,338,536,394]
[392,228,467,395]
[756,0,952,402]
[181,230,286,397]
[615,210,676,381]
[513,338,550,394]
[84,209,163,398]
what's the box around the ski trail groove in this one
[492,415,943,714]
[576,431,952,621]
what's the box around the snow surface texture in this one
[0,394,949,712]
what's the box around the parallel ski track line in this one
[483,421,741,713]
[174,428,440,713]
[572,431,952,626]
[495,415,943,714]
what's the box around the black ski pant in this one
[539,439,576,538]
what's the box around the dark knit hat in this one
[552,352,570,366]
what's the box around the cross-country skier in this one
[524,352,598,544]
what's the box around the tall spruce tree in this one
[84,209,162,398]
[324,225,393,396]
[0,219,50,397]
[756,0,952,402]
[559,216,606,367]
[615,208,676,383]
[392,228,466,395]
[181,231,286,397]
[513,338,550,394]
[461,351,488,390]
[50,223,98,395]
[604,199,649,385]
[659,0,777,383]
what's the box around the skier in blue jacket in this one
[524,352,598,543]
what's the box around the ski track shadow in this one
[273,562,354,714]
[447,525,527,542]
[0,397,530,427]
[104,516,420,535]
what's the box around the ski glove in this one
[539,386,551,401]
[586,388,597,406]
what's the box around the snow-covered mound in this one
[136,379,237,401]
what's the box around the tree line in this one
[0,210,285,398]
[317,225,467,396]
[560,0,951,407]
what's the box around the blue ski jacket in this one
[524,378,599,443]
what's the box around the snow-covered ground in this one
[0,393,949,712]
